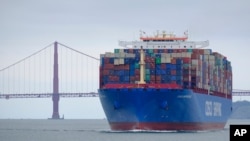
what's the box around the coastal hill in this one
[230,100,250,119]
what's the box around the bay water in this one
[0,119,249,141]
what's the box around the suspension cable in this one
[58,42,99,61]
[0,43,54,72]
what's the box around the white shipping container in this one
[125,53,135,58]
[197,82,201,88]
[171,53,177,57]
[208,61,215,66]
[114,59,119,65]
[181,52,186,57]
[192,60,198,65]
[111,53,115,57]
[105,52,115,58]
[104,52,109,57]
[114,53,119,58]
[196,70,201,76]
[176,53,182,58]
[114,53,126,58]
[165,53,171,58]
[119,58,124,64]
[161,57,166,63]
[204,55,209,60]
[161,53,167,57]
[181,52,191,58]
[185,52,192,58]
[199,55,203,60]
[119,49,124,53]
[166,57,171,63]
[120,53,125,58]
[209,55,215,61]
[203,84,209,90]
[204,49,211,55]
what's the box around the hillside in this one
[230,100,250,119]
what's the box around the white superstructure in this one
[119,31,209,49]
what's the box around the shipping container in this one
[100,48,232,95]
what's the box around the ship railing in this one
[119,40,209,49]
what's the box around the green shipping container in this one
[145,75,150,81]
[150,53,155,57]
[114,49,119,53]
[134,63,139,69]
[156,58,161,64]
[187,49,193,53]
[149,49,154,54]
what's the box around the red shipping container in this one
[191,53,199,59]
[171,81,177,84]
[161,64,166,69]
[103,69,110,75]
[156,76,161,81]
[130,76,135,81]
[124,64,129,70]
[135,75,140,81]
[171,58,176,64]
[150,63,155,69]
[154,49,158,53]
[115,76,120,81]
[145,56,155,63]
[198,60,202,66]
[150,80,156,84]
[156,81,161,84]
[177,49,182,53]
[193,49,198,54]
[117,65,126,70]
[104,58,110,64]
[199,49,204,54]
[104,64,114,69]
[150,75,156,81]
[193,49,203,54]
[109,76,117,82]
[171,70,176,75]
[135,69,140,75]
[150,57,155,62]
[183,58,191,63]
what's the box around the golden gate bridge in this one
[0,42,249,119]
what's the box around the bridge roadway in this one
[0,93,99,99]
[0,91,249,99]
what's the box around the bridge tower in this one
[51,41,60,119]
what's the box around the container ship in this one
[98,31,232,131]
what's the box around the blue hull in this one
[98,88,232,130]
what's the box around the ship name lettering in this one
[205,101,222,117]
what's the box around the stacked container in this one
[100,48,232,95]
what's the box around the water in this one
[0,119,249,141]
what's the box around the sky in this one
[0,0,250,119]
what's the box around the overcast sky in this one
[0,0,250,119]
